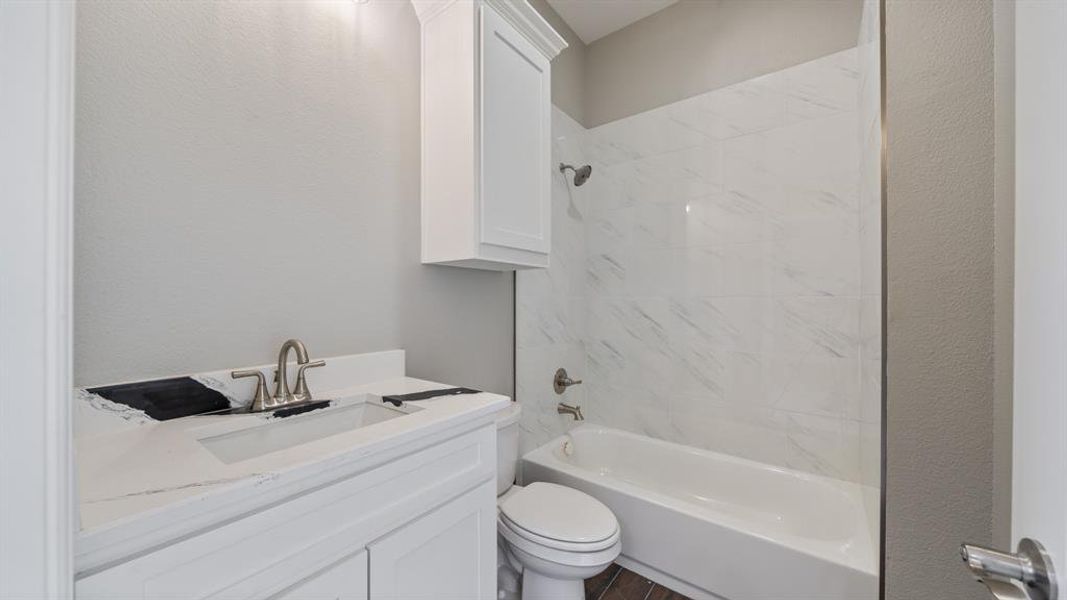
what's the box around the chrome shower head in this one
[559,163,593,187]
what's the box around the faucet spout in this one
[274,338,310,405]
[557,403,584,421]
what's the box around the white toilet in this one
[495,403,621,600]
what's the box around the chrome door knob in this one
[961,538,1057,600]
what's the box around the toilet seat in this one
[497,482,620,563]
[499,511,620,551]
[499,515,622,571]
[499,482,618,543]
[499,513,620,557]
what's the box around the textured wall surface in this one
[528,0,585,126]
[74,0,514,393]
[582,0,863,126]
[519,49,880,491]
[883,0,997,598]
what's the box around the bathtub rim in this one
[521,424,880,578]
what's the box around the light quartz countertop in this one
[74,369,508,574]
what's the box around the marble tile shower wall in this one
[856,0,883,489]
[515,109,591,455]
[518,48,880,486]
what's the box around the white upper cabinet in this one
[413,0,566,270]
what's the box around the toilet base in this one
[498,536,618,600]
[521,568,585,600]
[496,483,620,600]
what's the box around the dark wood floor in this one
[585,564,690,600]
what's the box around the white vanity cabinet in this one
[368,484,496,599]
[414,0,567,270]
[273,551,368,600]
[75,423,497,600]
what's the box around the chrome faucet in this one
[553,368,584,420]
[293,359,326,403]
[231,339,326,412]
[557,403,584,421]
[274,338,310,405]
[230,369,273,412]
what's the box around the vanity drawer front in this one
[271,550,367,600]
[75,424,494,600]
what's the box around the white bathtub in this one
[521,425,878,600]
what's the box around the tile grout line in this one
[595,565,624,600]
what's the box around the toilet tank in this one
[496,402,522,496]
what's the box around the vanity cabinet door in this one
[272,550,368,600]
[368,481,496,600]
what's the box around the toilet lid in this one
[498,482,618,545]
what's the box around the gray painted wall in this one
[528,0,586,125]
[74,0,514,394]
[883,0,998,598]
[582,0,863,126]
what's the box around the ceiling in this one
[545,0,680,45]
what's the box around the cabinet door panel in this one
[480,4,551,255]
[273,550,368,600]
[75,428,495,600]
[368,482,495,600]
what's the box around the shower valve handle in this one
[553,368,582,395]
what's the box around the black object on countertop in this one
[273,400,332,418]
[197,399,334,417]
[381,387,481,407]
[87,376,231,421]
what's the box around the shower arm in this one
[558,162,592,187]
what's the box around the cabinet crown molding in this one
[411,0,567,59]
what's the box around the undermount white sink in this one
[197,399,416,464]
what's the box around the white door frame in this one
[1012,0,1067,588]
[0,1,76,597]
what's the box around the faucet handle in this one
[553,368,583,395]
[293,360,326,403]
[231,369,271,412]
